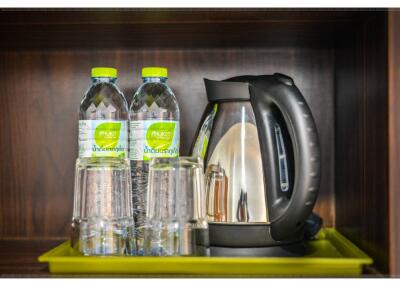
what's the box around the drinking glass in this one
[71,158,135,256]
[144,157,180,256]
[144,157,209,256]
[178,157,210,256]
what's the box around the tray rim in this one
[38,228,373,265]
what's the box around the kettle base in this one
[210,242,307,257]
[209,223,304,247]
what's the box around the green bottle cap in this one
[142,67,168,78]
[91,67,117,78]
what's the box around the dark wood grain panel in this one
[388,9,400,277]
[0,9,372,25]
[335,13,389,274]
[0,10,375,51]
[0,239,62,276]
[363,13,389,274]
[0,23,336,50]
[0,48,335,238]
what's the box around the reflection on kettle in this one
[191,73,321,250]
[236,189,249,222]
[205,163,228,222]
[204,116,266,224]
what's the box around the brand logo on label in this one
[94,122,122,149]
[146,122,176,150]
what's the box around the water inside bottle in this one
[130,69,180,255]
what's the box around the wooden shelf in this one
[0,8,399,277]
[0,9,377,50]
[0,239,62,277]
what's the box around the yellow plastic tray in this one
[38,228,373,276]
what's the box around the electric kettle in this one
[191,73,321,251]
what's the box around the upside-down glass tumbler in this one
[143,157,180,256]
[178,157,210,256]
[144,157,209,256]
[71,158,135,256]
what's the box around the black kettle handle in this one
[249,73,321,241]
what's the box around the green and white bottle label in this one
[79,120,128,158]
[130,120,179,161]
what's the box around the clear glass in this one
[72,158,134,256]
[144,157,179,256]
[144,157,209,256]
[130,77,180,255]
[178,157,209,256]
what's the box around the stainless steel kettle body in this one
[191,73,321,247]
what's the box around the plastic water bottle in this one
[129,67,180,255]
[72,67,134,256]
